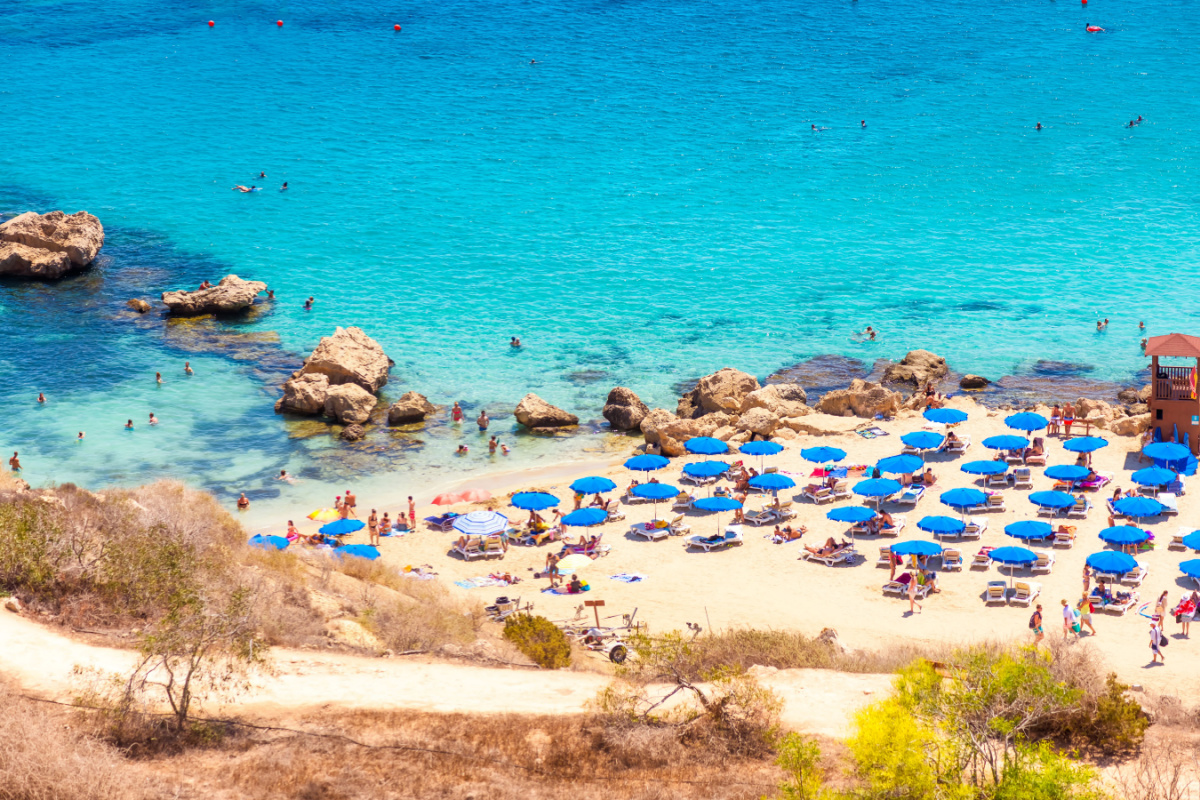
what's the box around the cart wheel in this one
[609,645,628,664]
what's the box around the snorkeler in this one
[280,182,288,191]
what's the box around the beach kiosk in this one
[1146,333,1200,453]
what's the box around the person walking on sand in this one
[409,496,416,528]
[1061,599,1078,639]
[1082,564,1091,595]
[344,488,358,518]
[545,552,561,588]
[8,452,20,472]
[1077,594,1096,636]
[1030,604,1044,645]
[1183,591,1200,637]
[907,571,922,614]
[1150,616,1165,664]
[368,509,379,546]
[477,410,489,431]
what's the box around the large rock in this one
[296,327,390,393]
[741,383,809,418]
[514,394,578,428]
[816,379,902,419]
[0,242,73,279]
[340,424,366,442]
[735,407,779,437]
[603,387,649,431]
[1110,413,1151,437]
[694,368,761,415]
[657,416,721,457]
[960,374,990,389]
[676,387,702,419]
[0,210,104,267]
[781,413,864,436]
[640,408,679,445]
[275,373,330,415]
[126,298,152,314]
[162,274,267,316]
[1117,387,1142,404]
[324,384,377,425]
[882,350,948,388]
[387,391,436,425]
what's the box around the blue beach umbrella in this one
[1028,490,1075,509]
[625,454,670,472]
[1144,442,1190,462]
[901,431,945,451]
[923,407,968,425]
[854,478,903,499]
[876,454,924,475]
[1063,436,1109,454]
[562,508,608,527]
[452,509,508,536]
[983,435,1030,451]
[693,495,743,536]
[632,481,680,518]
[1004,521,1053,541]
[1181,531,1200,551]
[940,488,988,510]
[334,544,380,560]
[1131,467,1177,487]
[917,516,965,536]
[1045,464,1090,481]
[1005,412,1049,432]
[249,534,289,551]
[1099,526,1148,546]
[1087,551,1138,575]
[740,441,784,457]
[1180,560,1200,581]
[683,460,730,478]
[320,518,366,536]
[828,506,877,523]
[891,540,943,557]
[749,473,797,492]
[961,460,1008,476]
[511,492,559,511]
[989,546,1038,576]
[801,446,846,463]
[1113,495,1165,518]
[685,436,728,456]
[571,476,616,494]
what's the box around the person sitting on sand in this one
[772,525,805,543]
[380,511,391,534]
[921,468,936,486]
[567,575,584,594]
[286,520,300,541]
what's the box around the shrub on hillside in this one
[503,613,571,669]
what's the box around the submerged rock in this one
[960,374,990,389]
[295,326,390,393]
[0,210,104,278]
[339,424,366,442]
[603,387,649,431]
[387,391,436,425]
[514,394,578,428]
[162,274,267,316]
[126,298,152,314]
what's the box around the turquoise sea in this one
[2,0,1199,519]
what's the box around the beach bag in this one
[1028,614,1038,630]
[1160,632,1169,647]
[1177,613,1184,624]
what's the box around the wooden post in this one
[584,599,605,628]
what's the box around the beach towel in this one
[453,576,509,590]
[610,573,647,583]
[857,427,889,439]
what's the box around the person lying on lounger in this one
[805,537,850,558]
[804,475,837,494]
[867,510,896,534]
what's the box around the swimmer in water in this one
[9,452,20,472]
[149,412,158,425]
[530,59,537,64]
[856,325,877,341]
[456,444,469,455]
[267,289,274,300]
[156,371,163,385]
[1036,122,1043,130]
[812,124,818,131]
[304,296,313,310]
[501,443,510,455]
[232,185,253,193]
[125,419,134,430]
[279,469,295,483]
[37,392,45,404]
[280,182,288,191]
[257,171,266,179]
[77,432,85,441]
[861,120,866,128]
[510,336,521,347]
[185,361,194,375]
[1139,321,1145,330]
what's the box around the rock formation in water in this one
[162,274,267,316]
[602,387,649,431]
[276,328,391,434]
[387,391,436,425]
[514,394,578,428]
[0,211,105,279]
[882,349,948,388]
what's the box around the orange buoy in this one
[277,19,283,26]
[208,20,214,26]
[394,24,401,30]
[1086,24,1103,31]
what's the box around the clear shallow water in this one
[2,0,1200,512]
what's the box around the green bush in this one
[503,613,571,669]
[1057,673,1149,754]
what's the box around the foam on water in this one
[2,0,1199,518]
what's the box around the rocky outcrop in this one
[339,424,366,442]
[640,408,679,446]
[741,383,809,418]
[695,368,760,414]
[656,415,722,457]
[324,384,377,425]
[780,413,864,436]
[735,407,779,437]
[960,374,990,389]
[1110,413,1151,437]
[816,379,903,418]
[603,387,649,431]
[0,210,104,278]
[295,327,390,393]
[162,274,267,316]
[275,373,330,415]
[514,394,578,428]
[882,350,948,388]
[0,242,73,279]
[126,298,152,314]
[676,388,702,419]
[387,391,436,425]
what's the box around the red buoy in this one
[394,24,401,31]
[277,19,283,26]
[1086,24,1103,31]
[208,20,214,26]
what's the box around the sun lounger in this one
[1079,472,1110,490]
[945,436,970,454]
[1165,478,1185,496]
[629,522,671,542]
[985,473,1009,489]
[832,480,852,500]
[606,503,626,522]
[883,573,930,598]
[1091,588,1139,615]
[774,501,796,521]
[985,581,1008,604]
[680,472,717,487]
[562,534,610,558]
[1004,450,1025,465]
[516,525,563,547]
[972,546,995,568]
[985,493,1006,512]
[668,515,691,535]
[685,527,743,552]
[962,517,986,539]
[1157,493,1179,515]
[622,491,650,505]
[1024,453,1047,467]
[1012,468,1033,489]
[1066,498,1090,519]
[1031,550,1055,574]
[1105,498,1123,519]
[672,493,694,512]
[1053,529,1076,548]
[744,508,777,526]
[942,548,963,570]
[1122,564,1148,586]
[895,486,925,506]
[425,513,460,532]
[879,516,906,537]
[483,537,507,559]
[451,536,489,561]
[802,486,834,504]
[1170,526,1195,551]
[901,444,921,456]
[800,545,858,566]
[1036,503,1060,518]
[1011,581,1041,606]
[876,546,895,567]
[764,466,779,474]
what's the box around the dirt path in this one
[0,611,889,738]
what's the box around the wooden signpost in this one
[584,599,605,627]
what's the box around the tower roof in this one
[1146,333,1200,359]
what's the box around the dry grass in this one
[0,681,151,800]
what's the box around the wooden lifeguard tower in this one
[1145,333,1200,454]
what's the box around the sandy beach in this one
[281,395,1199,699]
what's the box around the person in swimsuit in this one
[37,392,45,404]
[1036,122,1043,130]
[1030,604,1044,644]
[1049,404,1061,436]
[304,297,314,310]
[77,432,85,440]
[149,412,158,425]
[344,488,358,518]
[477,410,489,431]
[861,120,866,127]
[125,419,134,430]
[451,402,464,423]
[8,452,20,472]
[1062,402,1075,436]
[237,493,250,510]
[368,509,379,546]
[510,336,521,347]
[156,372,163,384]
[409,496,416,528]
[232,185,256,193]
[185,361,194,375]
[280,182,288,191]
[489,436,498,454]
